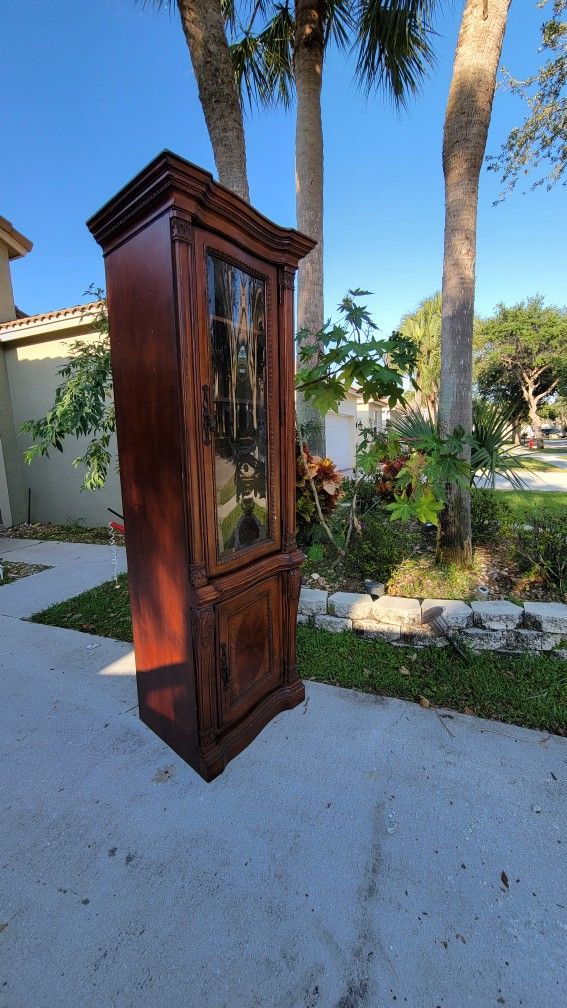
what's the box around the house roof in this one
[0,301,103,343]
[0,216,33,260]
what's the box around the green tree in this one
[399,292,441,418]
[540,394,567,432]
[476,296,567,448]
[227,0,439,454]
[20,297,114,490]
[439,0,512,564]
[487,0,567,199]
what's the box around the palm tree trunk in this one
[176,0,250,201]
[294,0,326,456]
[438,0,511,563]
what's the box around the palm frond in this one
[391,400,529,491]
[354,0,438,105]
[390,405,435,443]
[220,0,238,33]
[230,4,295,109]
[324,0,355,50]
[471,400,528,491]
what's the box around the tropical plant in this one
[363,427,471,528]
[438,0,512,562]
[475,297,567,449]
[293,290,475,549]
[399,291,441,418]
[227,0,440,453]
[295,289,416,417]
[487,0,567,199]
[390,401,528,489]
[296,441,344,541]
[470,399,527,490]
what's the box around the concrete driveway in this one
[1,581,566,1008]
[0,537,127,618]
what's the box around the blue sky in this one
[3,1,565,336]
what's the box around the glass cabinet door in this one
[198,240,280,573]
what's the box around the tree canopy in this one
[475,296,567,441]
[487,0,567,198]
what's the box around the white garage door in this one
[325,412,354,473]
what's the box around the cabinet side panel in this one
[104,214,199,767]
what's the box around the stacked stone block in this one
[297,587,567,656]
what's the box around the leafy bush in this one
[470,488,512,543]
[375,454,410,500]
[390,401,528,489]
[510,512,567,595]
[343,508,420,583]
[296,443,344,544]
[341,475,380,514]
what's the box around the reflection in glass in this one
[207,254,269,557]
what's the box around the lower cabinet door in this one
[217,575,283,729]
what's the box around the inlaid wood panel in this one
[217,576,282,729]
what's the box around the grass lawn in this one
[0,560,50,585]
[387,555,484,601]
[32,573,133,640]
[496,490,567,519]
[511,455,562,472]
[30,574,567,736]
[2,522,124,546]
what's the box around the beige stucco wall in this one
[3,321,122,527]
[0,438,12,526]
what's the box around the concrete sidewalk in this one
[477,470,567,493]
[1,615,566,1008]
[0,537,126,617]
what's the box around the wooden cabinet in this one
[87,151,315,780]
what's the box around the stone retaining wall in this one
[298,589,567,656]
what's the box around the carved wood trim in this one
[170,215,194,244]
[189,562,208,588]
[191,606,216,648]
[287,567,302,608]
[279,266,295,301]
[282,533,297,552]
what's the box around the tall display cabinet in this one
[87,151,315,781]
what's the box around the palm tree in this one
[146,1,250,200]
[438,0,512,563]
[294,1,330,454]
[228,1,439,452]
[399,292,441,419]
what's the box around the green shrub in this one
[341,476,380,514]
[296,443,344,545]
[511,513,567,595]
[470,488,512,543]
[343,508,420,583]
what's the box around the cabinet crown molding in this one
[87,150,316,262]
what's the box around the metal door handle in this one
[220,643,230,691]
[202,384,216,445]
